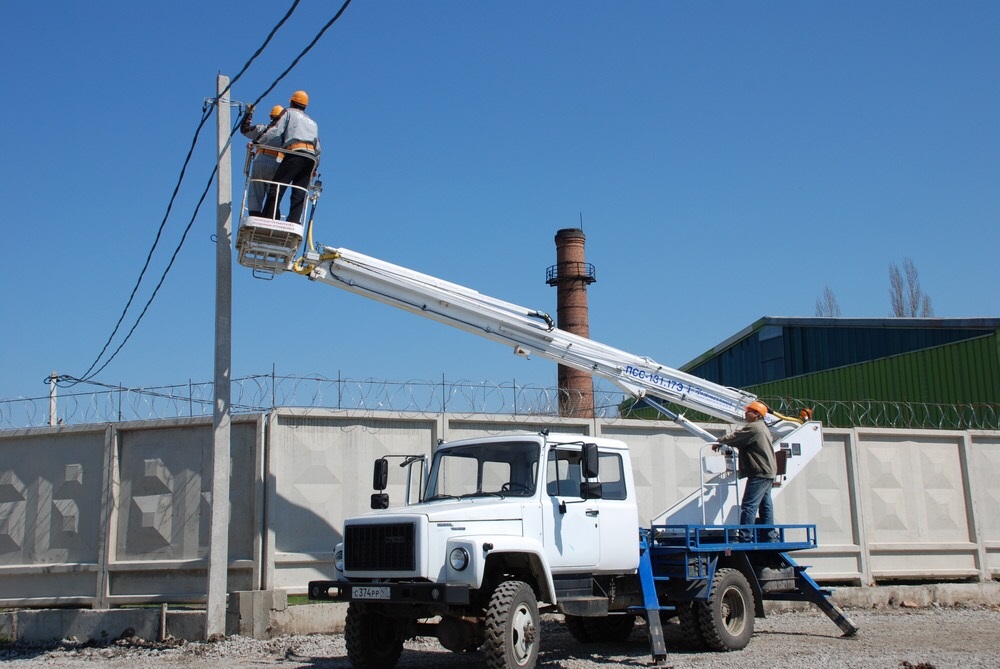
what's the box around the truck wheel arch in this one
[482,550,555,604]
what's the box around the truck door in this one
[594,450,640,570]
[543,447,600,568]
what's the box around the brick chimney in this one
[546,228,596,417]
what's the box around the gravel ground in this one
[2,606,998,669]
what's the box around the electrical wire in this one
[63,1,303,388]
[55,0,352,389]
[79,161,223,383]
[251,0,353,108]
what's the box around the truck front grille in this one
[345,522,416,571]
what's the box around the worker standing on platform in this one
[240,104,284,217]
[259,90,321,224]
[713,400,778,542]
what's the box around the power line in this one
[59,0,352,388]
[66,1,304,387]
[81,161,223,382]
[252,0,353,107]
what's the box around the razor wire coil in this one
[3,374,998,432]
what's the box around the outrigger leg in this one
[784,554,860,636]
[635,532,671,666]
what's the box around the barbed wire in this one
[1,375,624,429]
[761,395,1000,432]
[1,374,997,431]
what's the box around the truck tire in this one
[677,602,707,649]
[563,615,592,643]
[695,568,754,651]
[345,603,405,669]
[484,580,540,669]
[587,614,636,642]
[563,614,635,643]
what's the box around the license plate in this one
[353,586,391,600]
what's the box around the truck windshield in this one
[423,440,540,501]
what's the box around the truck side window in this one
[599,452,627,500]
[546,449,582,496]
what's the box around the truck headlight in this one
[449,547,469,571]
[334,548,344,572]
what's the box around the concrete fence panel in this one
[265,409,440,590]
[969,432,1000,576]
[106,416,262,606]
[856,428,984,581]
[0,425,109,606]
[775,429,864,583]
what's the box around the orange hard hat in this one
[270,105,284,119]
[290,90,309,107]
[746,400,769,418]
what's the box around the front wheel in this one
[695,567,754,651]
[484,580,540,669]
[345,603,405,669]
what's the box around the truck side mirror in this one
[581,443,599,479]
[371,493,389,509]
[373,458,389,491]
[580,481,603,500]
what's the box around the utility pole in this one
[206,73,233,639]
[49,370,57,426]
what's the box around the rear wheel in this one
[345,603,405,669]
[484,580,540,669]
[695,568,754,651]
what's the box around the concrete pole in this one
[49,370,57,426]
[206,73,233,638]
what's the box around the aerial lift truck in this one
[234,153,857,669]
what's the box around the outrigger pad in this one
[236,215,304,275]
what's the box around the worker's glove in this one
[241,104,255,128]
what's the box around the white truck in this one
[307,430,853,669]
[235,165,857,669]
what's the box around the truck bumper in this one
[308,580,471,605]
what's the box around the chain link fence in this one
[2,373,998,431]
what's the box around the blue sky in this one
[1,1,997,402]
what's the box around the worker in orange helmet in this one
[239,104,285,217]
[258,90,321,224]
[712,400,778,542]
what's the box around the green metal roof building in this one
[675,317,1000,430]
